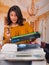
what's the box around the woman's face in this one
[10,11,18,24]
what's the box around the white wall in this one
[45,15,49,43]
[36,0,49,16]
[0,13,4,44]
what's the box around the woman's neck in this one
[10,23,18,27]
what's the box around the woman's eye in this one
[10,14,13,16]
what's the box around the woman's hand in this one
[5,28,11,38]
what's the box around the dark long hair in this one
[7,5,25,26]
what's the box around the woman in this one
[3,5,34,44]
